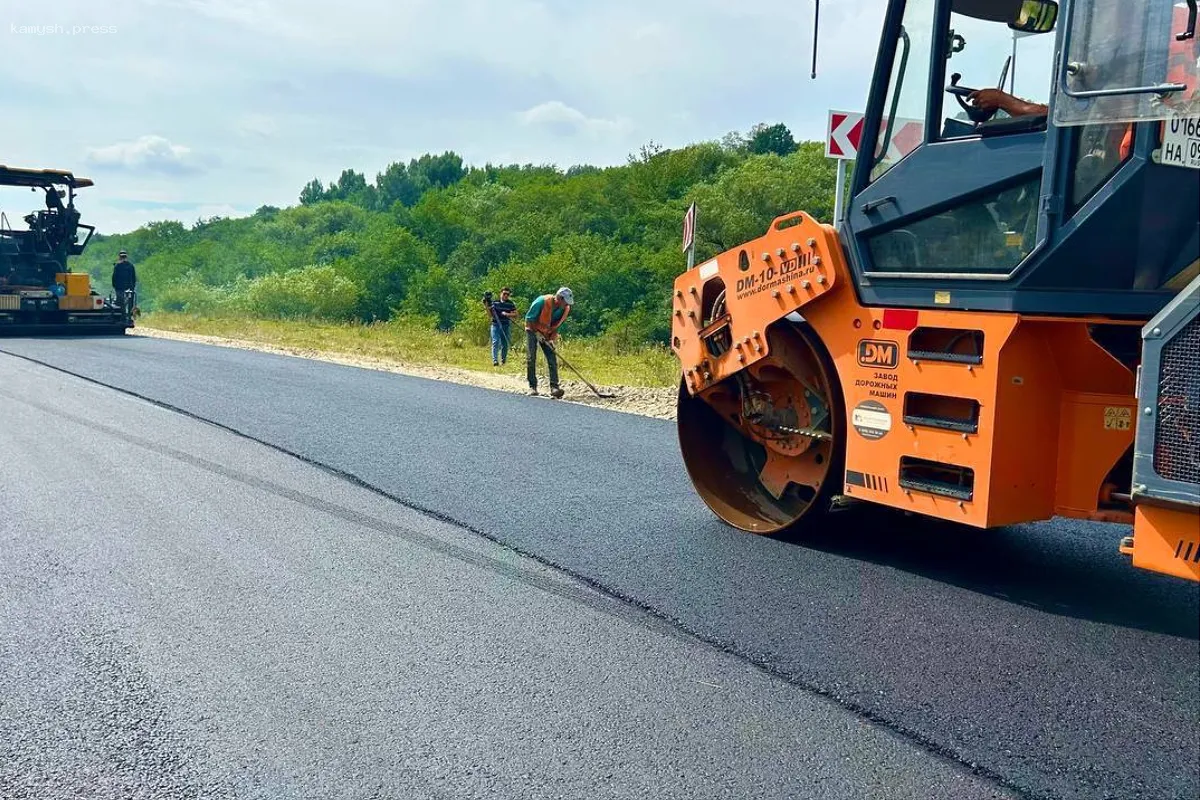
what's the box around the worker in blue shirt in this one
[523,286,574,397]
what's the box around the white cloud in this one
[84,135,204,174]
[517,101,631,138]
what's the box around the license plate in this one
[1160,114,1200,170]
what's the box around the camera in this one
[482,290,499,322]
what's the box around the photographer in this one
[483,287,518,366]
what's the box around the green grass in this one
[140,312,682,388]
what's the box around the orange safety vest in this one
[1136,10,1200,158]
[526,294,570,335]
[1120,13,1197,162]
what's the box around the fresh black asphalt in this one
[2,356,1017,799]
[1,334,1196,800]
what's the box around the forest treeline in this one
[75,122,839,347]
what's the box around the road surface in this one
[0,334,1196,800]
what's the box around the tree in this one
[299,179,326,205]
[143,219,188,245]
[747,123,797,157]
[325,169,377,209]
[376,161,422,209]
[408,152,466,191]
[687,144,836,257]
[720,130,749,153]
[338,223,438,321]
[566,164,602,177]
[375,152,467,210]
[628,140,666,164]
[400,264,465,330]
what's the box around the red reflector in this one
[881,309,919,331]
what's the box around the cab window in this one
[866,176,1041,274]
[870,0,936,182]
[939,5,1056,139]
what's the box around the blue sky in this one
[3,0,887,234]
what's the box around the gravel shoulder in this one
[130,326,679,421]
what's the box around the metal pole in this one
[833,158,847,229]
[1011,31,1017,94]
[811,0,820,79]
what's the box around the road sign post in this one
[833,158,847,230]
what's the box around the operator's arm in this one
[968,89,1048,117]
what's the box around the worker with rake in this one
[524,286,573,397]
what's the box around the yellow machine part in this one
[56,272,91,296]
[58,295,103,311]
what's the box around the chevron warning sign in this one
[826,110,926,162]
[826,110,864,159]
[681,201,696,254]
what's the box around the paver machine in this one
[0,165,133,335]
[671,0,1200,582]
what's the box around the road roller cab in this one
[671,0,1200,582]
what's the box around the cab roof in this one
[0,165,94,189]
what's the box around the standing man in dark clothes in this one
[111,249,137,317]
[487,286,518,366]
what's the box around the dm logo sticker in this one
[851,400,892,440]
[857,339,899,369]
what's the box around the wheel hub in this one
[677,325,845,534]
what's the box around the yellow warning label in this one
[934,291,951,305]
[1104,406,1132,431]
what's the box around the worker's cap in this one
[118,250,127,256]
[556,286,574,305]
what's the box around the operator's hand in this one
[966,88,1009,111]
[967,89,1047,117]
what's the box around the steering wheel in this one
[946,73,999,124]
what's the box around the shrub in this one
[151,276,232,315]
[239,264,363,320]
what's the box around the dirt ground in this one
[130,326,678,421]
